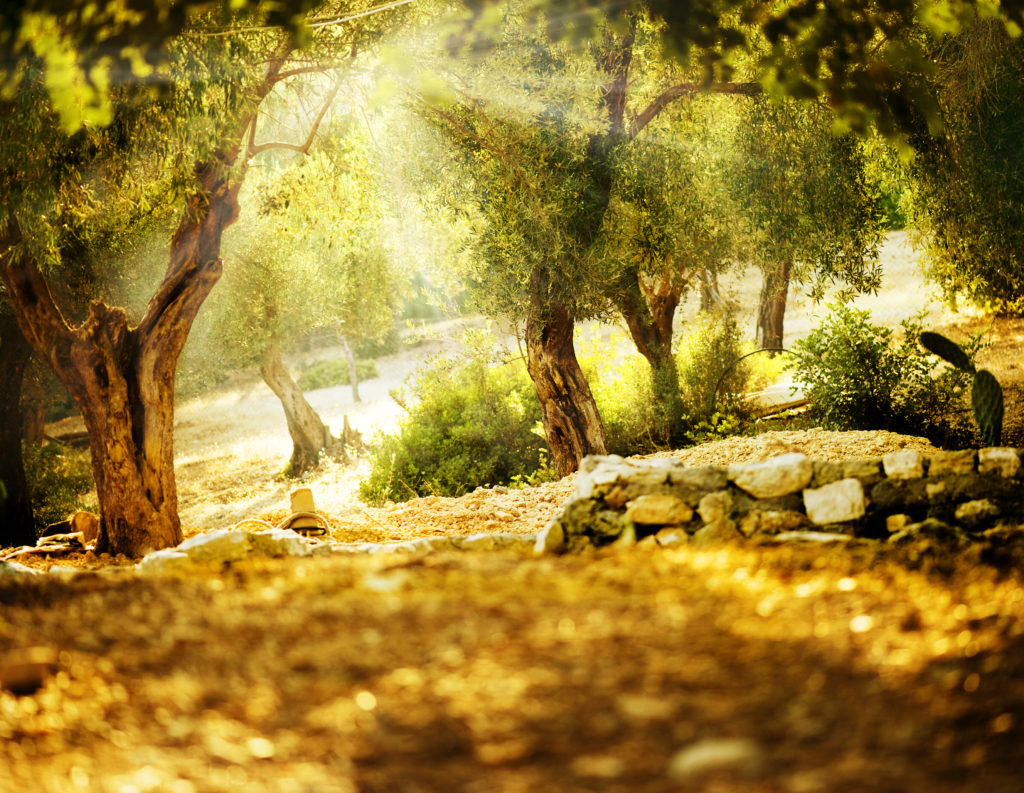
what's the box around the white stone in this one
[698,491,732,523]
[0,560,41,578]
[978,447,1021,478]
[626,494,693,525]
[654,528,689,548]
[770,531,852,544]
[882,450,924,479]
[248,528,312,558]
[177,529,251,563]
[137,549,194,574]
[955,499,1000,526]
[491,532,538,550]
[729,453,813,498]
[574,462,624,500]
[534,521,566,555]
[691,521,741,547]
[455,533,497,551]
[803,478,866,525]
[928,450,975,476]
[667,738,765,780]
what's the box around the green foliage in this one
[23,443,96,534]
[675,313,754,420]
[920,331,1004,446]
[908,23,1024,309]
[359,334,552,503]
[581,314,754,456]
[790,306,978,445]
[726,98,885,305]
[297,358,379,392]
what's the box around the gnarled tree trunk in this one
[525,301,607,477]
[756,261,791,351]
[1,164,242,557]
[261,340,347,476]
[615,264,688,440]
[0,310,37,548]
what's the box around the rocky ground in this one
[3,421,1024,792]
[4,235,1024,791]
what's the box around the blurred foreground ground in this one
[8,233,1024,791]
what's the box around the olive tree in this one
[213,143,403,475]
[0,3,404,556]
[726,98,884,349]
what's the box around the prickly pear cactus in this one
[920,331,975,373]
[921,330,1003,446]
[972,369,1004,447]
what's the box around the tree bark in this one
[756,261,792,351]
[614,266,688,437]
[261,340,347,476]
[1,162,241,557]
[699,269,724,312]
[341,337,361,404]
[0,310,37,548]
[525,301,607,477]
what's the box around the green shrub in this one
[789,305,978,445]
[581,314,756,456]
[297,358,379,391]
[24,442,96,534]
[676,312,757,420]
[359,333,552,503]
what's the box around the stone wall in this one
[536,448,1024,554]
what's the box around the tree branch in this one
[0,219,73,364]
[631,81,762,137]
[247,77,343,157]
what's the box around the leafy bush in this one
[582,314,757,456]
[789,305,978,445]
[297,358,379,392]
[676,312,760,419]
[24,442,96,534]
[359,334,552,503]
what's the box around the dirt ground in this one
[3,234,1024,792]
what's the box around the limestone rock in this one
[177,529,251,563]
[729,453,813,499]
[842,458,884,486]
[978,447,1021,478]
[249,528,313,558]
[534,521,566,555]
[0,647,59,696]
[454,533,497,551]
[698,491,732,524]
[886,514,911,533]
[691,520,741,547]
[954,499,1000,529]
[654,528,690,548]
[811,460,844,487]
[890,518,968,546]
[928,450,975,476]
[768,531,852,544]
[803,479,866,525]
[137,549,194,574]
[738,510,808,537]
[883,450,924,479]
[491,532,538,551]
[668,466,729,491]
[0,560,41,578]
[667,738,765,780]
[626,494,693,525]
